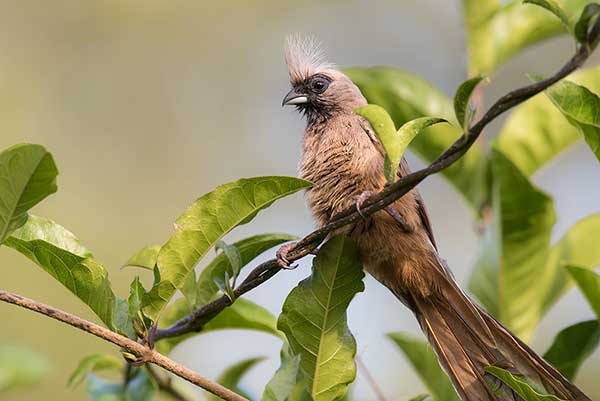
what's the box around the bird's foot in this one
[353,190,374,218]
[276,242,298,270]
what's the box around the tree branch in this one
[0,290,248,401]
[155,18,600,341]
[146,365,193,401]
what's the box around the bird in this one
[279,35,590,401]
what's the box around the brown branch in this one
[155,17,600,341]
[0,290,248,401]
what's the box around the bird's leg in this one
[276,242,298,270]
[353,190,411,233]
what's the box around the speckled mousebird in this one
[279,35,589,401]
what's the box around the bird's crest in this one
[285,34,335,84]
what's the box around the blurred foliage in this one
[0,1,599,401]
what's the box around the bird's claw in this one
[353,190,374,219]
[276,243,298,269]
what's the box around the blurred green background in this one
[1,1,599,400]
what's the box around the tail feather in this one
[393,260,590,401]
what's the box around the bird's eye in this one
[310,77,330,94]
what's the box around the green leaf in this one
[4,215,122,330]
[388,333,460,401]
[261,345,301,401]
[86,369,156,401]
[453,75,486,129]
[0,143,58,244]
[543,320,600,380]
[542,78,600,162]
[469,149,556,340]
[67,354,123,388]
[524,0,574,31]
[143,176,311,320]
[567,266,600,317]
[464,0,592,75]
[123,245,161,270]
[345,67,488,209]
[574,3,600,42]
[215,240,243,280]
[484,366,564,401]
[496,67,600,176]
[0,345,49,393]
[156,297,281,355]
[278,236,365,401]
[208,357,265,401]
[196,233,296,307]
[353,104,399,183]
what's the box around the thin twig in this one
[146,365,193,401]
[356,354,388,401]
[154,18,600,341]
[0,290,247,401]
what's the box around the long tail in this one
[392,259,590,401]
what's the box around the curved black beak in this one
[282,88,309,106]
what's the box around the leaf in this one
[4,215,122,330]
[542,78,600,162]
[463,0,592,75]
[345,67,488,208]
[353,104,399,183]
[278,236,365,401]
[156,297,281,355]
[484,366,564,401]
[0,143,58,244]
[0,345,49,392]
[388,333,460,401]
[123,245,161,270]
[453,75,486,129]
[67,354,123,388]
[86,369,156,401]
[261,345,302,401]
[196,233,297,307]
[567,266,600,317]
[143,176,311,320]
[408,395,433,401]
[543,320,600,380]
[469,149,556,340]
[524,0,574,31]
[208,357,266,401]
[575,3,600,42]
[215,240,243,280]
[495,66,600,176]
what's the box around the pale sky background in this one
[1,1,599,400]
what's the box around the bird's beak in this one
[282,88,309,106]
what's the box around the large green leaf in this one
[484,366,564,401]
[208,357,265,401]
[123,245,161,270]
[469,149,556,340]
[0,143,58,244]
[261,344,301,401]
[567,266,600,317]
[388,333,460,401]
[196,233,297,307]
[278,236,364,401]
[156,297,281,355]
[543,320,600,380]
[143,176,311,320]
[86,369,156,401]
[345,67,487,209]
[68,354,123,388]
[4,215,122,331]
[495,67,600,176]
[543,78,600,162]
[0,345,49,393]
[464,0,592,75]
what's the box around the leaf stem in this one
[0,290,248,401]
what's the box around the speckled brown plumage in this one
[283,36,589,401]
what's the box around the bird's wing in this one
[359,117,438,249]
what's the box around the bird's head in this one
[282,35,366,124]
